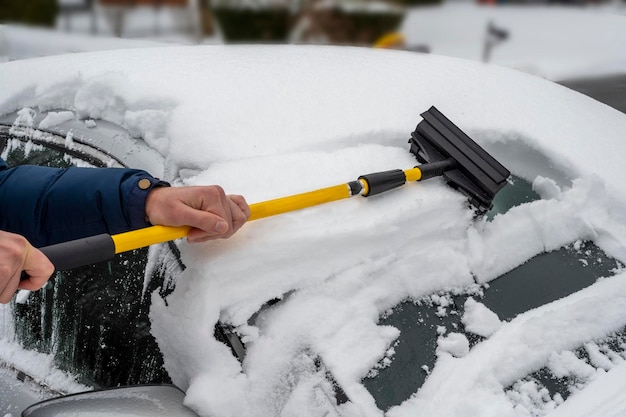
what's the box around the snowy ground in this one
[1,3,626,417]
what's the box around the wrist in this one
[144,182,171,225]
[128,176,170,228]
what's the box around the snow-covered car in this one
[1,42,626,417]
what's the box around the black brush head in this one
[409,106,510,211]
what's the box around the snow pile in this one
[548,350,597,381]
[1,43,626,417]
[462,298,502,338]
[547,358,626,417]
[507,379,564,417]
[436,333,470,358]
[37,110,75,130]
[504,334,626,417]
[0,307,88,396]
[0,338,89,396]
[468,176,626,282]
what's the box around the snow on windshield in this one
[1,36,626,417]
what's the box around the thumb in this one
[181,206,230,242]
[18,246,54,291]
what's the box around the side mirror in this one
[22,384,200,417]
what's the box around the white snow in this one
[37,110,75,129]
[1,3,626,417]
[547,350,596,381]
[0,338,89,395]
[546,360,626,417]
[0,306,89,397]
[462,298,502,338]
[436,333,470,358]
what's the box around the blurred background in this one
[0,0,436,47]
[0,0,440,42]
[0,0,625,103]
[0,0,624,61]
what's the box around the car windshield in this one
[3,131,625,411]
[364,175,625,410]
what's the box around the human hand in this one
[145,186,250,243]
[0,231,55,304]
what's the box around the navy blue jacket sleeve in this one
[0,158,165,247]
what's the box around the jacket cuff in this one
[125,175,170,230]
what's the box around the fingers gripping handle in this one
[21,234,116,280]
[18,163,456,280]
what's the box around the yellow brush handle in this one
[111,167,423,255]
[112,225,192,254]
[111,183,358,254]
[248,182,355,221]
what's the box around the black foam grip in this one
[41,233,116,271]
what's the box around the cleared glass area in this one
[363,176,624,411]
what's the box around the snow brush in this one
[28,107,510,273]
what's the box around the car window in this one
[362,175,626,411]
[0,127,171,389]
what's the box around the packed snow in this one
[37,110,75,130]
[462,298,502,338]
[1,3,626,417]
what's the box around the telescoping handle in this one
[25,163,449,276]
[22,225,193,279]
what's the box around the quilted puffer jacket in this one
[0,158,165,247]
